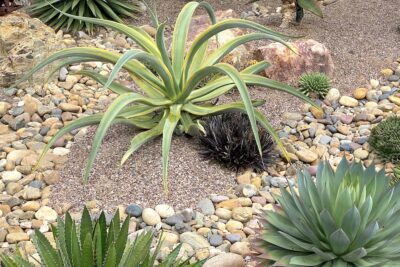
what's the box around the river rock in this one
[142,208,161,226]
[203,253,245,267]
[180,232,210,250]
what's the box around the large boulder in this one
[254,39,334,85]
[187,9,250,67]
[0,12,65,87]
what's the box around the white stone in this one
[339,96,358,107]
[1,171,22,183]
[325,88,341,102]
[35,206,58,222]
[155,204,175,218]
[142,208,161,226]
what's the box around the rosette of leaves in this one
[255,158,400,266]
[369,116,400,163]
[199,112,275,171]
[15,1,318,193]
[392,166,400,185]
[298,72,331,98]
[0,207,203,267]
[28,0,142,33]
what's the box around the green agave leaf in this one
[162,106,182,193]
[341,247,367,262]
[171,1,216,83]
[329,229,350,255]
[119,230,153,266]
[0,254,20,267]
[81,233,94,267]
[32,230,63,267]
[80,207,93,248]
[297,0,323,18]
[341,206,361,242]
[289,254,326,266]
[115,216,130,265]
[103,245,117,267]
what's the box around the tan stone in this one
[353,87,368,100]
[254,39,334,85]
[216,199,241,210]
[6,232,29,244]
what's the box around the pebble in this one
[295,149,318,163]
[126,204,143,217]
[2,171,22,183]
[155,204,175,218]
[353,87,368,99]
[208,234,223,246]
[230,242,251,256]
[197,198,215,215]
[203,253,245,267]
[35,206,58,222]
[180,232,210,249]
[339,96,358,107]
[142,208,161,226]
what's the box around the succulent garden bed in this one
[1,0,400,266]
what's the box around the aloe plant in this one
[256,158,400,266]
[15,1,318,193]
[0,208,203,267]
[28,0,142,33]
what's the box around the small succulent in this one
[0,207,202,267]
[28,0,142,33]
[255,158,400,266]
[298,72,331,98]
[369,116,400,163]
[199,112,275,171]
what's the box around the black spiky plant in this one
[199,112,275,171]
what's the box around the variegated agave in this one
[256,158,400,266]
[15,1,317,193]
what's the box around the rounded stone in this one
[325,88,341,102]
[155,204,175,218]
[1,171,22,183]
[125,204,143,217]
[142,208,161,226]
[203,253,245,267]
[232,207,253,223]
[230,242,251,256]
[35,206,58,222]
[208,234,223,246]
[353,87,368,100]
[339,96,358,107]
[197,198,215,215]
[180,232,210,249]
[226,220,244,232]
[215,208,232,220]
[354,148,369,160]
[295,149,318,163]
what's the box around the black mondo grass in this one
[199,112,276,171]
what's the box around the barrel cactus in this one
[298,72,331,98]
[256,158,400,266]
[369,116,400,163]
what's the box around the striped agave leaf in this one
[15,1,319,193]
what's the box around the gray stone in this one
[197,198,215,215]
[180,232,210,249]
[208,234,223,246]
[125,204,143,217]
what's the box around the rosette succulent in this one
[298,72,331,98]
[256,158,400,266]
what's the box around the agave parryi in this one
[256,158,400,266]
[15,1,318,193]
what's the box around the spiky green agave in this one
[15,1,318,193]
[0,207,203,267]
[298,72,331,98]
[28,0,141,33]
[256,158,400,266]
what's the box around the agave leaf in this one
[329,229,351,255]
[297,0,323,17]
[119,230,153,267]
[104,49,174,97]
[341,206,361,242]
[32,230,63,267]
[171,1,216,83]
[115,217,129,265]
[74,70,132,95]
[158,243,182,267]
[121,122,164,165]
[70,223,82,267]
[266,212,306,240]
[81,233,94,267]
[156,23,175,81]
[54,218,71,266]
[320,209,337,238]
[162,106,181,193]
[289,254,326,266]
[82,93,170,182]
[80,207,93,248]
[0,254,20,267]
[341,247,367,262]
[202,32,292,67]
[103,245,117,267]
[263,233,307,252]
